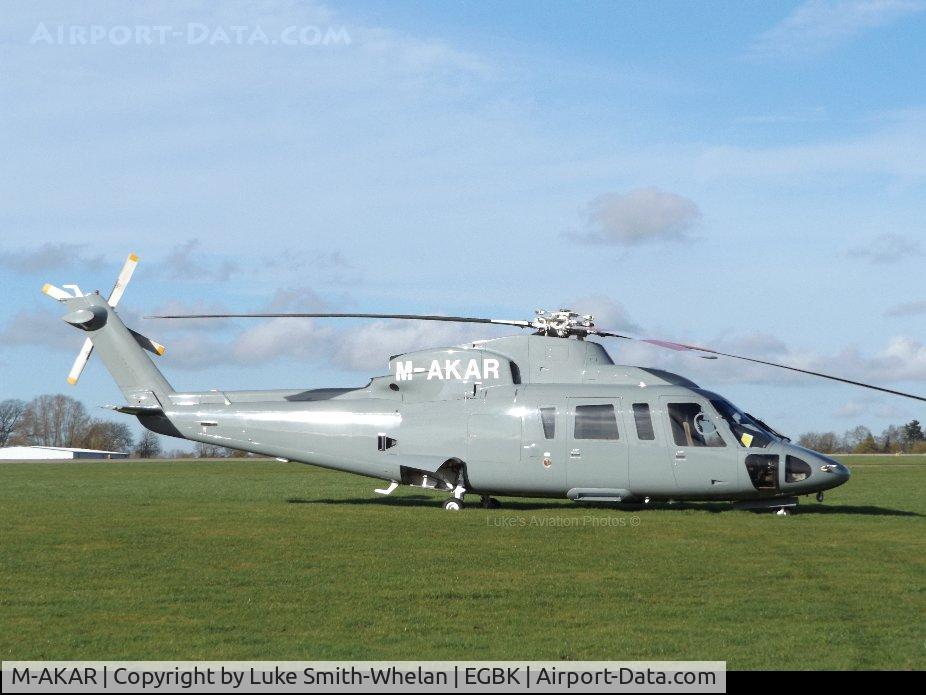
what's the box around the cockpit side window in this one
[539,407,556,440]
[710,398,773,448]
[667,403,725,447]
[785,455,811,482]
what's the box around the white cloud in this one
[156,240,239,282]
[568,295,642,334]
[571,187,701,246]
[885,299,926,316]
[0,307,82,351]
[834,401,867,418]
[748,0,926,60]
[0,243,105,274]
[328,320,506,373]
[231,317,330,364]
[605,330,926,392]
[847,233,924,263]
[864,336,926,381]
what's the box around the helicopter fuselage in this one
[137,334,850,506]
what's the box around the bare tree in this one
[797,431,840,453]
[878,425,903,453]
[853,433,879,454]
[195,441,229,458]
[134,430,162,459]
[18,394,90,447]
[843,425,872,452]
[0,399,27,447]
[82,420,134,452]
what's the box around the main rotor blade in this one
[594,330,926,402]
[146,312,534,328]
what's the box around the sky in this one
[0,0,924,441]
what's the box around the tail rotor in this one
[42,252,166,385]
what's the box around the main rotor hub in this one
[531,308,595,338]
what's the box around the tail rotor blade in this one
[46,252,141,386]
[42,283,73,302]
[107,253,138,307]
[67,338,94,385]
[128,328,167,356]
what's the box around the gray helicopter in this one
[43,254,924,514]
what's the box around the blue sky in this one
[1,0,924,440]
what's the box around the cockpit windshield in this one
[705,395,780,449]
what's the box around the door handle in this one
[675,450,686,460]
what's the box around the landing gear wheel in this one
[775,507,792,516]
[481,496,501,509]
[443,498,463,512]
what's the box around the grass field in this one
[1,455,924,669]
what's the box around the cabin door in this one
[658,396,737,495]
[565,397,629,491]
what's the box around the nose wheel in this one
[442,477,467,511]
[776,507,792,516]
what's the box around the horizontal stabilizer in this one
[104,404,164,416]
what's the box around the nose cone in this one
[815,454,851,488]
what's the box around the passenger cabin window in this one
[574,404,620,440]
[632,403,655,440]
[539,407,556,440]
[667,403,725,447]
[785,455,811,482]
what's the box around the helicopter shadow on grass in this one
[286,495,572,511]
[285,496,923,517]
[778,503,923,518]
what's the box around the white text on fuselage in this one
[394,358,500,382]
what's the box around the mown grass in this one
[1,456,923,669]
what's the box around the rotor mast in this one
[530,309,595,338]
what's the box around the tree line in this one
[0,395,251,459]
[797,420,925,454]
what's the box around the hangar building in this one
[0,446,129,460]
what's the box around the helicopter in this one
[42,254,924,514]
